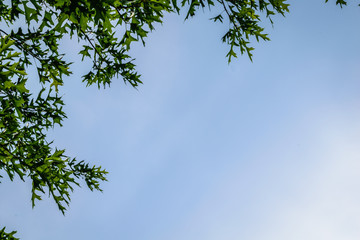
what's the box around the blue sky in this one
[2,1,360,239]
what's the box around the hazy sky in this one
[2,1,360,239]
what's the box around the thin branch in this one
[220,0,231,19]
[82,31,106,63]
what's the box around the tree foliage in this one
[0,227,19,240]
[0,0,353,239]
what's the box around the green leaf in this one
[15,81,29,93]
[4,81,14,88]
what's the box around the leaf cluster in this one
[0,227,19,240]
[182,0,290,61]
[325,0,358,7]
[0,36,107,215]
